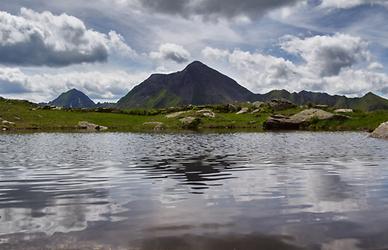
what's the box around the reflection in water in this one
[0,132,387,249]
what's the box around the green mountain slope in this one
[253,90,388,111]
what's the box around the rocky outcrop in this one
[78,121,108,131]
[335,109,353,113]
[1,120,15,131]
[371,122,388,139]
[263,115,300,130]
[252,101,265,108]
[180,117,201,129]
[166,111,188,119]
[197,109,216,118]
[2,120,15,126]
[226,104,238,113]
[236,107,249,114]
[290,109,334,123]
[143,122,165,131]
[264,109,349,130]
[269,99,296,111]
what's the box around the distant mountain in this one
[253,90,388,111]
[49,89,95,108]
[117,61,388,111]
[117,61,254,108]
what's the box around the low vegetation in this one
[0,97,387,133]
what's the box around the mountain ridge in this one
[117,61,388,111]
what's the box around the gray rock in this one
[263,109,347,130]
[78,121,108,131]
[268,99,296,111]
[252,101,265,108]
[166,111,188,118]
[2,120,15,126]
[290,109,335,123]
[251,109,261,114]
[143,122,165,131]
[180,116,201,129]
[335,109,353,113]
[263,115,301,130]
[371,122,388,139]
[226,104,238,113]
[197,109,216,118]
[236,107,249,114]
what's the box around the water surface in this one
[0,132,387,249]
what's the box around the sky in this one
[0,0,388,103]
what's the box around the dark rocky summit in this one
[117,61,255,108]
[49,89,95,108]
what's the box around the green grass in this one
[0,98,387,133]
[309,110,388,132]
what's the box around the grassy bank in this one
[0,98,387,133]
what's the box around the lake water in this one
[0,132,387,250]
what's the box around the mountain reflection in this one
[136,153,249,192]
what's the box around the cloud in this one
[129,0,302,20]
[281,33,370,77]
[0,67,30,94]
[319,0,388,9]
[201,34,388,97]
[150,43,191,63]
[0,8,135,67]
[0,67,149,102]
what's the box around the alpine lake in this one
[0,132,387,250]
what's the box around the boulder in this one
[166,111,188,119]
[143,122,165,131]
[180,117,201,129]
[252,101,265,108]
[251,109,261,114]
[78,121,108,131]
[197,109,216,118]
[290,109,335,123]
[371,122,388,139]
[268,99,296,111]
[226,104,238,113]
[236,107,249,114]
[263,109,348,130]
[335,109,353,113]
[263,115,301,130]
[2,120,15,126]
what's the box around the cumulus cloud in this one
[201,33,388,97]
[281,33,370,77]
[0,68,30,94]
[150,43,191,63]
[0,8,135,67]
[128,0,302,20]
[0,67,149,102]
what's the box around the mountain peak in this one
[184,61,211,72]
[364,92,378,98]
[49,89,95,108]
[117,61,254,108]
[186,60,206,67]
